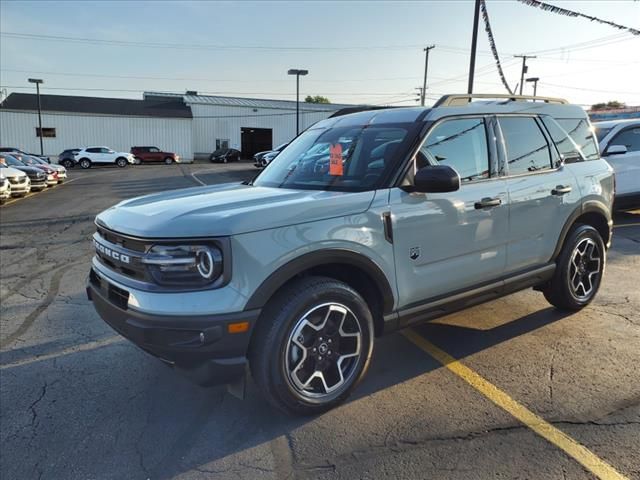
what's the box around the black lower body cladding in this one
[87,270,260,386]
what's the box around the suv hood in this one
[96,183,375,238]
[0,166,27,178]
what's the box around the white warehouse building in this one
[0,91,355,161]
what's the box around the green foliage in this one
[305,95,331,104]
[591,101,626,111]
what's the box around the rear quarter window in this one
[556,118,599,160]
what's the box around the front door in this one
[390,116,509,310]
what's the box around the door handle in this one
[552,185,572,195]
[474,197,502,209]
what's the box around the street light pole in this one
[287,69,309,136]
[526,77,540,97]
[421,45,435,106]
[467,0,481,94]
[28,78,44,155]
[514,55,536,95]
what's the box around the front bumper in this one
[30,178,47,190]
[87,267,260,386]
[0,187,10,200]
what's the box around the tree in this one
[591,101,626,111]
[305,95,331,104]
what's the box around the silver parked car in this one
[593,119,640,210]
[88,94,614,415]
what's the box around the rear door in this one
[497,115,580,273]
[390,116,509,309]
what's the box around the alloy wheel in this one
[568,238,601,300]
[285,303,362,400]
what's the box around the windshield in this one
[254,124,409,192]
[594,126,613,143]
[1,154,26,167]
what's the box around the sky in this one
[1,0,639,108]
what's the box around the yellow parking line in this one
[613,223,640,228]
[402,328,629,480]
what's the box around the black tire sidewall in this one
[80,159,91,169]
[253,278,374,414]
[555,225,605,308]
[116,158,127,168]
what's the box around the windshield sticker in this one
[329,143,344,176]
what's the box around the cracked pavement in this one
[1,163,638,479]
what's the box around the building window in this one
[216,138,230,150]
[36,127,56,138]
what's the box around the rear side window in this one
[540,117,584,164]
[499,117,552,175]
[608,126,640,153]
[86,148,100,153]
[556,118,599,160]
[420,118,489,182]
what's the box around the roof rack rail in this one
[434,94,568,107]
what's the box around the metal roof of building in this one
[144,92,356,111]
[1,93,192,118]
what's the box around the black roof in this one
[0,93,192,118]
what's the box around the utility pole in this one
[467,0,481,94]
[28,78,44,155]
[421,45,435,106]
[514,55,536,95]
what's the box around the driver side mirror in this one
[604,144,627,156]
[413,164,461,193]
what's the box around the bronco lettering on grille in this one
[94,239,131,264]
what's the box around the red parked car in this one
[130,146,180,165]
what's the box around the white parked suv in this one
[0,164,31,197]
[594,119,640,210]
[75,147,135,169]
[0,171,11,203]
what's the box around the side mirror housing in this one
[413,164,461,193]
[604,144,627,156]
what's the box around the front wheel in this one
[79,158,91,169]
[249,276,374,415]
[543,224,605,310]
[62,159,74,169]
[164,157,173,165]
[116,157,128,168]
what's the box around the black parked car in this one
[58,148,81,168]
[0,147,50,163]
[209,148,241,163]
[0,154,48,191]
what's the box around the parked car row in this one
[56,146,180,169]
[0,152,67,203]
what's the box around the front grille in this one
[96,226,148,253]
[94,228,149,281]
[8,176,25,185]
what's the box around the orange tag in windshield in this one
[329,143,343,176]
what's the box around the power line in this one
[516,0,640,36]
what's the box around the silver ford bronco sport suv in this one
[88,94,614,415]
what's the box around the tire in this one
[79,158,91,169]
[164,157,173,165]
[543,224,605,311]
[62,159,74,169]
[249,276,374,415]
[116,157,128,168]
[133,157,142,165]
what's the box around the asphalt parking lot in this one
[1,162,638,480]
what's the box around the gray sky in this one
[1,0,639,107]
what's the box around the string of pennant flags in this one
[516,0,640,36]
[480,0,514,95]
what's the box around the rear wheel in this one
[116,157,128,168]
[543,225,605,310]
[249,276,374,415]
[79,158,91,169]
[164,157,173,165]
[61,159,74,169]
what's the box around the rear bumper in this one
[87,269,260,386]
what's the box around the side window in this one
[86,148,100,153]
[556,118,599,160]
[101,148,110,153]
[419,118,489,182]
[540,117,584,164]
[150,147,159,153]
[608,126,640,153]
[499,117,552,175]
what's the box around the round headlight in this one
[196,249,215,279]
